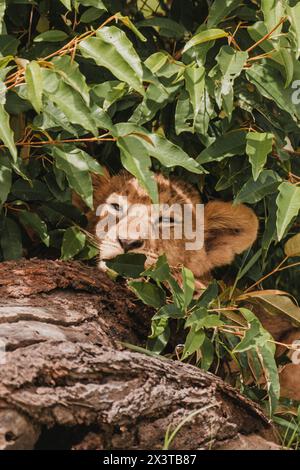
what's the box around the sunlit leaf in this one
[276,182,300,240]
[246,132,273,181]
[288,2,300,59]
[183,28,229,54]
[261,0,285,32]
[79,26,144,95]
[25,60,43,113]
[117,135,158,204]
[51,55,90,106]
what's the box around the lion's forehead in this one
[106,175,201,206]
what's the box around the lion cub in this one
[85,171,258,277]
[75,171,300,401]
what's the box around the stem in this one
[245,256,288,293]
[246,16,287,53]
[0,134,115,150]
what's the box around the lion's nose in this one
[118,238,144,253]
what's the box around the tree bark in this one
[0,259,280,450]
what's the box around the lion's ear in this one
[72,168,111,213]
[204,201,258,269]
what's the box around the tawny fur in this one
[73,171,300,401]
[77,172,259,278]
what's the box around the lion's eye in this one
[159,215,175,224]
[110,203,121,212]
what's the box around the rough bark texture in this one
[0,259,280,450]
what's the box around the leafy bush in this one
[1,0,300,438]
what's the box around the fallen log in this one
[0,259,280,450]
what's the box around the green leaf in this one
[92,81,128,111]
[259,344,280,415]
[143,133,204,174]
[0,35,19,57]
[117,135,158,204]
[137,17,186,40]
[276,182,300,240]
[142,254,171,282]
[276,46,294,88]
[80,7,106,23]
[207,0,240,27]
[246,64,298,120]
[79,26,144,95]
[106,253,146,278]
[182,267,195,309]
[235,170,281,204]
[77,242,99,260]
[25,60,43,113]
[0,2,6,35]
[77,0,107,8]
[59,0,72,9]
[288,2,300,59]
[129,281,166,308]
[184,63,205,125]
[200,337,215,371]
[183,28,229,54]
[0,163,11,206]
[262,196,277,260]
[261,0,285,32]
[19,211,50,246]
[284,233,300,258]
[246,132,273,181]
[52,146,94,209]
[35,101,78,135]
[130,78,181,125]
[0,217,22,260]
[236,308,279,414]
[34,30,68,42]
[197,281,219,308]
[51,56,90,106]
[182,325,205,359]
[213,46,248,116]
[116,13,147,42]
[0,102,17,161]
[185,307,209,328]
[61,227,86,260]
[153,304,185,320]
[148,321,170,354]
[197,130,247,164]
[43,74,97,135]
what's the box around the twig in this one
[245,256,288,292]
[246,16,287,53]
[0,133,115,150]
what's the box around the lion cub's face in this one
[89,172,258,279]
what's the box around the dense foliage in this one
[1,0,300,445]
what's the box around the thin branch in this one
[0,134,115,150]
[246,16,287,53]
